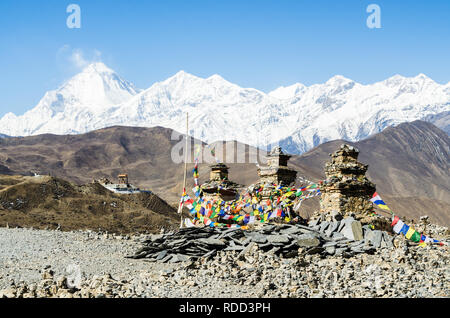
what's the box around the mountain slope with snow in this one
[0,63,448,154]
[0,63,139,136]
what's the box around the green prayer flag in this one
[411,231,421,243]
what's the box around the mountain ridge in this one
[0,120,448,226]
[1,63,449,154]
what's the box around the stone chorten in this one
[319,144,376,220]
[201,163,242,201]
[209,163,229,182]
[257,146,297,186]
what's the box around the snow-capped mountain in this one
[268,83,306,100]
[0,62,448,154]
[0,63,139,136]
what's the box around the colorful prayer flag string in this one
[372,192,446,246]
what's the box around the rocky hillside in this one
[0,175,178,234]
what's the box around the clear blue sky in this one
[0,0,449,117]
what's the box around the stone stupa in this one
[319,144,376,221]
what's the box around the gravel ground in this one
[0,226,448,298]
[0,227,173,290]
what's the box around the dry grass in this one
[0,175,179,234]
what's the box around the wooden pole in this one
[179,112,189,228]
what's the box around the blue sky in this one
[0,0,449,117]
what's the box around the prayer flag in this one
[399,224,410,236]
[370,192,390,210]
[391,215,400,227]
[410,231,421,243]
[405,228,415,240]
[393,220,405,234]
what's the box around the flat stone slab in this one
[325,246,336,255]
[280,227,303,235]
[224,246,245,251]
[197,238,226,246]
[156,250,168,260]
[250,234,268,244]
[266,235,290,244]
[306,246,324,255]
[349,240,364,248]
[297,233,320,247]
[338,217,354,233]
[366,230,383,248]
[340,220,363,241]
[334,247,348,256]
[325,221,340,236]
[352,221,363,241]
[319,221,330,233]
[331,232,346,241]
[381,232,394,248]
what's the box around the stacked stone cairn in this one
[201,163,243,201]
[257,146,297,188]
[319,144,376,222]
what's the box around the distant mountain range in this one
[0,120,448,226]
[0,63,449,154]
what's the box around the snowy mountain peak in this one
[206,74,232,85]
[208,74,224,80]
[82,62,115,74]
[383,74,407,87]
[204,74,243,90]
[52,62,139,110]
[415,73,431,80]
[269,83,306,99]
[383,73,437,87]
[166,70,200,82]
[0,62,140,136]
[0,67,448,154]
[325,75,354,86]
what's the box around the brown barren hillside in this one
[0,126,261,204]
[0,175,179,234]
[0,121,448,226]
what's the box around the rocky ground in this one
[0,224,448,298]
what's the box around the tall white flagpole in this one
[179,112,189,228]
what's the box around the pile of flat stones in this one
[128,216,395,263]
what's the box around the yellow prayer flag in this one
[405,228,415,240]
